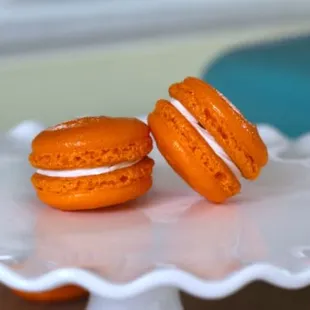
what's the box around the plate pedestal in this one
[86,288,183,310]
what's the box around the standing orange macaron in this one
[148,77,268,203]
[29,116,154,211]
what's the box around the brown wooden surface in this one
[1,282,310,309]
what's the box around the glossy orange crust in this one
[32,158,154,211]
[29,116,152,169]
[12,285,88,302]
[148,100,240,203]
[169,77,268,179]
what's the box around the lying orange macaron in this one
[29,116,154,211]
[148,77,268,203]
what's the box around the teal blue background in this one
[202,35,310,138]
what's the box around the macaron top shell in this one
[169,77,268,179]
[29,116,152,170]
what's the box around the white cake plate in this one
[1,121,310,310]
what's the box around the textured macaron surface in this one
[169,77,268,179]
[148,77,268,202]
[29,116,152,170]
[148,100,240,202]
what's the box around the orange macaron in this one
[13,285,88,303]
[29,116,154,211]
[148,77,268,203]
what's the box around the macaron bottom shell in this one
[37,175,153,211]
[32,157,154,211]
[148,101,240,203]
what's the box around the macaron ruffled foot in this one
[29,116,154,211]
[148,77,268,203]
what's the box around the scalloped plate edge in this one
[1,263,310,299]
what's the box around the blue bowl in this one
[202,35,310,138]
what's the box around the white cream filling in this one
[36,160,141,178]
[169,98,241,179]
